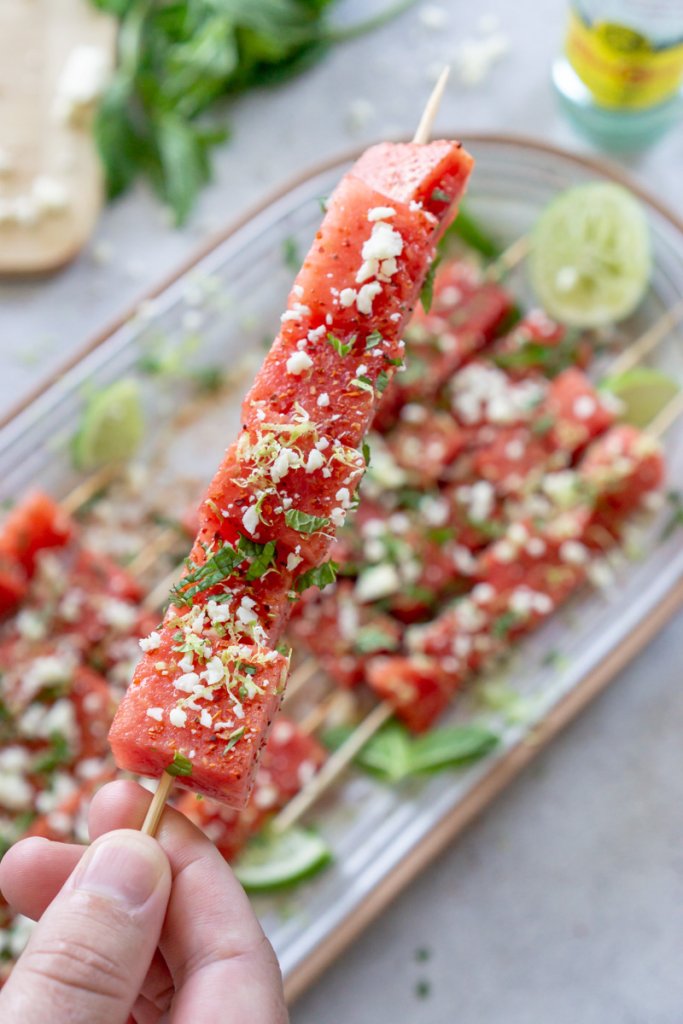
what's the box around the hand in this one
[0,780,288,1024]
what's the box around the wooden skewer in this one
[413,67,449,145]
[61,464,120,516]
[141,771,175,837]
[608,299,683,377]
[484,235,530,282]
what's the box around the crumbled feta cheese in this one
[242,504,260,535]
[285,351,313,375]
[339,287,357,308]
[174,672,200,693]
[368,206,397,222]
[286,552,304,571]
[146,707,164,722]
[559,540,589,565]
[317,392,330,407]
[139,631,161,653]
[200,708,213,729]
[168,707,187,728]
[330,507,346,528]
[305,450,325,473]
[573,395,597,420]
[237,598,258,626]
[355,563,401,602]
[356,281,383,315]
[53,46,110,123]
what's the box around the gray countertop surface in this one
[2,1,683,1020]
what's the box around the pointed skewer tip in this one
[413,66,450,144]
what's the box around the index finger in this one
[89,780,288,1024]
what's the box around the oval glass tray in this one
[1,136,683,1001]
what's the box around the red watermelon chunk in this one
[470,425,550,497]
[580,425,665,536]
[0,558,27,619]
[109,633,288,808]
[543,368,616,454]
[492,310,591,379]
[366,654,459,733]
[385,409,466,485]
[0,492,72,576]
[195,423,365,574]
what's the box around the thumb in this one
[0,830,171,1024]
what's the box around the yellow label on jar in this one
[566,9,683,109]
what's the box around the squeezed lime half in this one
[72,379,144,470]
[233,826,332,892]
[601,366,678,429]
[529,182,651,328]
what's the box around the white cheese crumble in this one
[356,281,383,315]
[317,392,330,407]
[146,707,164,722]
[139,631,161,652]
[169,707,188,728]
[305,450,325,473]
[242,505,260,535]
[285,351,313,375]
[339,287,357,308]
[368,206,397,221]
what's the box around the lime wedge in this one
[600,367,679,429]
[72,379,144,470]
[529,182,651,327]
[233,826,332,892]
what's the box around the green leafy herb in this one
[365,330,383,350]
[167,751,193,777]
[323,721,499,782]
[282,236,300,272]
[415,980,432,1000]
[420,255,441,314]
[494,331,584,378]
[354,626,400,654]
[238,537,277,580]
[491,611,521,639]
[171,541,244,605]
[531,414,555,437]
[375,370,389,393]
[661,490,683,541]
[223,725,246,754]
[351,375,374,394]
[33,733,72,776]
[284,509,330,534]
[362,440,371,466]
[439,203,501,259]
[90,0,419,223]
[430,187,451,203]
[296,560,339,592]
[327,332,355,357]
[384,354,404,367]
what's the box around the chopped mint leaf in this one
[296,560,339,592]
[282,236,300,273]
[238,537,277,580]
[223,726,246,754]
[32,732,72,775]
[491,611,521,639]
[431,187,450,203]
[365,330,383,350]
[327,333,355,357]
[362,440,371,466]
[420,255,441,314]
[384,355,404,367]
[531,414,555,437]
[171,541,243,605]
[167,751,193,777]
[661,490,683,541]
[354,626,400,654]
[351,375,374,395]
[284,509,330,534]
[376,370,389,393]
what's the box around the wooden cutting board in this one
[0,0,116,274]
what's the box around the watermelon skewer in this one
[106,70,474,836]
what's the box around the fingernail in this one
[73,834,166,909]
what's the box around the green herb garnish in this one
[296,560,339,592]
[238,537,277,580]
[282,236,300,272]
[354,626,400,654]
[167,751,193,777]
[375,370,389,393]
[327,332,355,357]
[171,541,244,605]
[351,375,374,394]
[491,611,521,638]
[223,725,246,754]
[419,255,441,314]
[284,509,330,534]
[362,440,371,466]
[33,733,72,776]
[89,0,419,223]
[431,187,450,203]
[365,330,383,350]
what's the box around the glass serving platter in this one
[2,137,683,1001]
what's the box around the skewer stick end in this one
[141,771,175,837]
[413,66,450,144]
